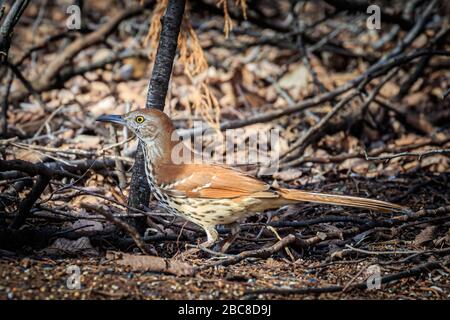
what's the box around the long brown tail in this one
[279,188,407,213]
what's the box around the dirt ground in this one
[1,173,449,300]
[1,1,449,300]
[1,255,448,300]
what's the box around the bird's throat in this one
[141,139,164,163]
[141,143,159,188]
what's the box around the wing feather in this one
[155,163,270,198]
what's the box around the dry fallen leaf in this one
[278,64,309,90]
[273,169,303,182]
[13,148,45,163]
[72,134,101,149]
[89,96,117,117]
[106,251,194,276]
[40,237,98,256]
[414,225,437,247]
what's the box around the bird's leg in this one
[181,225,218,257]
[220,222,241,253]
[199,225,219,249]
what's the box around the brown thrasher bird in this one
[97,109,406,248]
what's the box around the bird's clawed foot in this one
[179,244,201,257]
[181,240,228,258]
[178,225,241,258]
[177,226,218,258]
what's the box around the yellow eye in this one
[135,116,145,123]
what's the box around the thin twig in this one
[364,149,450,162]
[344,244,424,255]
[196,234,296,271]
[109,125,127,189]
[83,203,152,255]
[280,91,360,161]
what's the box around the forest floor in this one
[1,1,449,300]
[1,254,448,300]
[1,173,449,300]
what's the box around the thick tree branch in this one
[128,0,186,231]
[10,174,50,229]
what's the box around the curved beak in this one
[96,114,125,126]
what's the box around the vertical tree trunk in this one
[127,0,186,232]
[1,0,29,136]
[0,0,29,63]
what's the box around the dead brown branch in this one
[83,203,152,255]
[364,149,450,162]
[196,234,296,270]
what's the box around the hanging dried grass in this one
[218,0,248,38]
[236,0,247,20]
[144,0,246,131]
[198,83,222,132]
[178,14,209,80]
[177,3,219,130]
[218,0,233,39]
[144,0,167,60]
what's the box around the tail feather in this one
[279,188,406,213]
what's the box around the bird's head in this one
[96,109,182,165]
[96,109,176,144]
